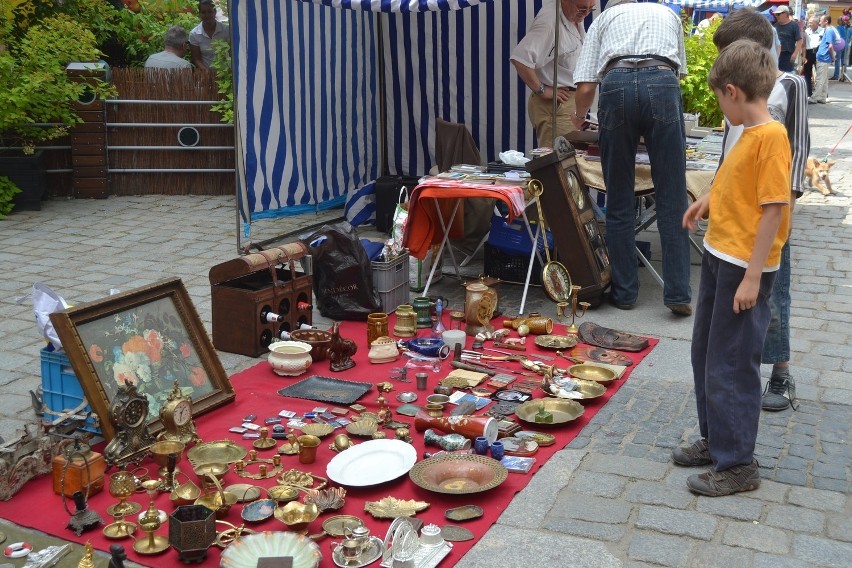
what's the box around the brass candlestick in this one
[253,427,276,450]
[132,480,170,555]
[103,511,136,540]
[558,285,590,335]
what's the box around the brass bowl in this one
[301,423,334,438]
[274,501,319,532]
[195,490,238,518]
[193,462,229,488]
[289,329,333,362]
[150,440,186,471]
[567,364,617,384]
[169,478,201,506]
[515,398,585,426]
[545,377,607,401]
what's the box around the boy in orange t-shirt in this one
[678,40,791,497]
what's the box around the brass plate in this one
[321,515,364,538]
[516,431,556,447]
[444,505,484,522]
[409,454,508,495]
[441,525,474,542]
[226,484,262,503]
[567,364,617,384]
[364,496,430,519]
[515,398,584,426]
[545,377,606,401]
[187,440,247,466]
[267,485,300,503]
[535,334,578,350]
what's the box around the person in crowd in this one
[833,15,849,81]
[803,16,822,97]
[773,6,802,72]
[696,12,722,35]
[571,0,692,316]
[510,0,595,147]
[811,14,838,103]
[189,0,229,70]
[711,8,808,412]
[676,39,791,496]
[144,25,193,69]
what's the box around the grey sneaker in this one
[687,459,760,497]
[762,368,797,411]
[672,438,711,466]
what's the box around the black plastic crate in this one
[483,243,543,286]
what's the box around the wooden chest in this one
[209,242,313,357]
[526,138,611,307]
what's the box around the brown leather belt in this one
[604,59,674,75]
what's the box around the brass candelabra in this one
[557,285,590,335]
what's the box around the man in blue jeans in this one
[571,0,692,315]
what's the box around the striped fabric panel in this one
[384,0,542,177]
[660,0,762,7]
[301,0,484,13]
[235,0,379,220]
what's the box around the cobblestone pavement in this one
[0,81,850,567]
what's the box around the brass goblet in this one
[150,440,186,492]
[106,470,142,517]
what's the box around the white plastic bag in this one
[32,283,69,351]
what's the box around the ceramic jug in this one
[463,282,496,337]
[412,297,434,328]
[393,305,417,338]
[367,313,389,346]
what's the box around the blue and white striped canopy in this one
[297,0,489,12]
[659,0,762,7]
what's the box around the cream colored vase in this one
[267,341,313,377]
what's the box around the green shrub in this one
[0,176,21,218]
[681,18,723,128]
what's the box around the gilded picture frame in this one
[50,277,235,441]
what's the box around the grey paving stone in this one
[696,495,763,521]
[753,553,809,568]
[787,444,818,460]
[635,505,717,541]
[764,504,826,534]
[626,481,693,509]
[551,493,632,525]
[812,477,851,493]
[722,521,791,555]
[456,525,621,568]
[826,513,852,543]
[691,544,753,568]
[542,517,626,542]
[787,487,846,512]
[569,470,628,498]
[501,450,584,529]
[627,533,692,567]
[792,534,852,568]
[773,468,809,486]
[584,453,669,481]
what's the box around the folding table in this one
[402,179,545,315]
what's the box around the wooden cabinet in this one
[526,137,610,306]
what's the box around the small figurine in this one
[328,322,357,372]
[77,542,95,568]
[108,544,127,568]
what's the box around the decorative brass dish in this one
[240,498,276,523]
[277,469,328,491]
[187,440,247,466]
[364,496,429,519]
[225,484,261,503]
[319,514,364,538]
[567,363,617,384]
[516,431,556,447]
[304,487,346,512]
[274,501,319,532]
[267,485,300,504]
[346,419,378,438]
[301,423,334,438]
[409,454,508,495]
[445,505,483,522]
[515,399,584,426]
[534,334,578,350]
[543,377,606,401]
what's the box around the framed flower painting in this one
[50,277,235,441]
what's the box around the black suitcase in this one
[375,175,421,234]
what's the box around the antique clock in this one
[159,381,200,445]
[527,136,611,306]
[104,381,156,467]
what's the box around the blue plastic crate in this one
[487,215,553,257]
[40,345,100,433]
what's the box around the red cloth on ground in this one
[403,181,527,259]
[0,318,656,567]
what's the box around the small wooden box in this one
[209,242,313,357]
[52,451,106,497]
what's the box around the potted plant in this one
[0,10,115,210]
